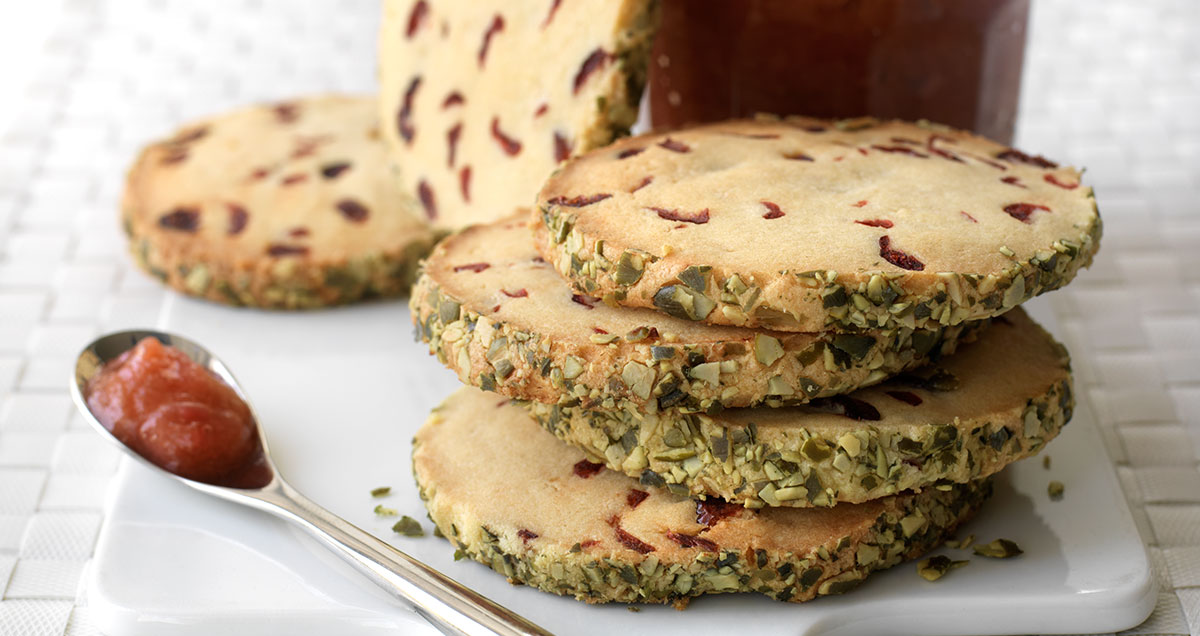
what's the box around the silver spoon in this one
[71,329,552,636]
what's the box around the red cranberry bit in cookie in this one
[266,244,309,257]
[547,193,612,207]
[626,489,649,509]
[418,179,437,219]
[281,173,308,186]
[926,134,964,162]
[320,162,351,179]
[666,531,718,552]
[517,529,539,543]
[571,294,597,309]
[441,91,464,109]
[630,176,653,193]
[501,288,528,298]
[870,144,928,158]
[1002,202,1051,224]
[1000,175,1026,188]
[273,102,299,124]
[554,132,571,163]
[458,166,472,202]
[158,208,199,232]
[398,76,421,144]
[541,0,562,28]
[478,14,504,67]
[855,218,892,228]
[886,390,923,406]
[573,48,613,94]
[533,102,549,118]
[160,148,188,165]
[170,126,209,145]
[814,395,882,421]
[336,198,369,223]
[658,137,691,153]
[446,123,462,167]
[649,207,710,224]
[960,211,979,223]
[1044,174,1079,189]
[617,147,645,159]
[608,516,655,554]
[879,236,925,271]
[891,137,920,145]
[996,148,1058,169]
[291,136,330,159]
[852,200,870,208]
[696,498,740,527]
[856,147,868,156]
[490,117,522,156]
[406,0,428,38]
[453,262,491,273]
[249,167,271,181]
[573,459,604,478]
[226,203,248,235]
[761,201,785,219]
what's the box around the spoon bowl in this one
[72,329,550,636]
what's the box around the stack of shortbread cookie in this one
[409,115,1100,606]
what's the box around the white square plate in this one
[88,295,1156,635]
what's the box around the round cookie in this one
[526,307,1072,508]
[412,214,987,412]
[414,385,991,606]
[122,95,439,309]
[534,116,1101,332]
[379,0,660,230]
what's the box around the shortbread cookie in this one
[378,0,659,229]
[526,307,1071,507]
[414,386,991,606]
[122,95,439,309]
[412,215,985,411]
[534,116,1101,332]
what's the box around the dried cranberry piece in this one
[573,48,612,94]
[761,201,785,219]
[533,102,549,118]
[273,102,299,124]
[441,91,464,109]
[289,227,310,238]
[871,144,928,158]
[548,193,611,207]
[960,211,979,223]
[573,459,604,478]
[398,76,421,144]
[878,236,924,271]
[783,151,814,161]
[579,539,599,549]
[855,218,892,228]
[658,137,690,153]
[626,489,648,509]
[852,200,869,208]
[592,327,608,334]
[666,531,718,552]
[857,147,869,156]
[501,288,528,298]
[608,516,655,554]
[1002,202,1051,224]
[453,262,491,273]
[320,162,351,179]
[417,179,437,219]
[267,244,308,257]
[996,148,1058,169]
[1044,174,1079,190]
[811,395,882,421]
[1001,175,1026,188]
[281,173,308,186]
[490,117,522,156]
[291,135,330,159]
[406,0,428,38]
[891,137,920,145]
[926,134,963,162]
[160,148,188,165]
[630,176,653,193]
[617,147,645,159]
[169,126,209,145]
[696,499,740,527]
[446,123,462,167]
[249,167,271,181]
[517,529,539,543]
[336,198,369,223]
[649,207,709,224]
[886,390,923,406]
[541,0,562,28]
[158,208,199,232]
[554,131,571,163]
[478,14,504,67]
[571,294,597,309]
[458,166,471,202]
[226,203,248,236]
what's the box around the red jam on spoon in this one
[85,337,270,488]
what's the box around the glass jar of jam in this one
[648,0,1030,144]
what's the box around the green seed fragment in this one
[830,334,875,360]
[1048,480,1065,500]
[392,516,424,537]
[370,486,391,498]
[973,538,1023,559]
[917,555,967,581]
[653,285,715,321]
[801,438,833,462]
[374,504,398,516]
[766,376,793,396]
[1043,455,1051,470]
[614,252,644,285]
[754,334,785,366]
[563,356,585,379]
[689,362,721,386]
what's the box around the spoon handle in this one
[253,479,552,636]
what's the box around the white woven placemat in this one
[0,1,1197,634]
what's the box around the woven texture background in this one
[0,0,1197,634]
